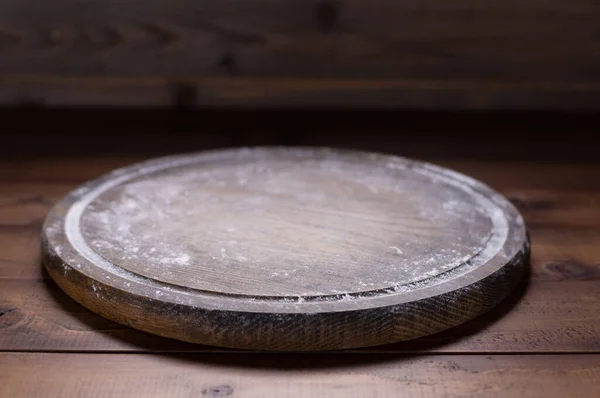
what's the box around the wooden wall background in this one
[0,0,599,110]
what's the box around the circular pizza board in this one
[42,147,529,351]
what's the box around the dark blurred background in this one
[2,0,599,160]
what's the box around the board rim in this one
[41,146,530,351]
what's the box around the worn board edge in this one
[39,147,531,351]
[4,279,600,353]
[40,243,528,352]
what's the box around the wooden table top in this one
[1,153,599,397]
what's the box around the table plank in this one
[1,279,599,353]
[1,353,599,397]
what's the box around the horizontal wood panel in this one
[1,353,599,397]
[1,279,599,353]
[1,0,598,80]
[0,0,598,109]
[2,76,599,110]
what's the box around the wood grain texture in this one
[1,353,600,398]
[1,156,599,354]
[2,159,600,282]
[2,77,600,110]
[0,0,599,109]
[2,279,600,353]
[40,148,529,350]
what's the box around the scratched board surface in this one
[41,147,529,351]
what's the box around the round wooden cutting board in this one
[42,147,529,351]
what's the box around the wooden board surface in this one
[1,353,600,398]
[0,0,599,109]
[40,148,528,350]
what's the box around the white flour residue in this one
[389,246,403,255]
[66,148,510,300]
[158,254,190,266]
